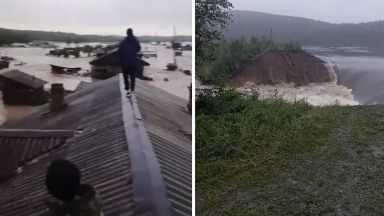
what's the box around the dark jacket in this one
[36,184,103,216]
[118,36,141,67]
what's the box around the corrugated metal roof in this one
[136,96,192,216]
[74,81,92,92]
[0,73,192,216]
[0,129,73,183]
[0,70,48,89]
[0,78,114,130]
[0,76,136,216]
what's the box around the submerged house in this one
[89,46,150,80]
[182,44,192,51]
[0,70,48,105]
[50,64,81,74]
[0,74,192,215]
[0,61,9,70]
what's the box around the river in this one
[0,42,192,123]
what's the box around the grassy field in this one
[196,86,384,215]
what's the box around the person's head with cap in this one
[45,159,81,202]
[127,28,134,37]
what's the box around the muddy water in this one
[304,46,384,105]
[238,58,359,106]
[197,46,384,106]
[0,42,192,123]
[241,46,384,106]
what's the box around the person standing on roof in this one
[118,28,141,97]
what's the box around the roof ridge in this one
[119,75,174,216]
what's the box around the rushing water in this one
[241,46,384,106]
[304,46,384,105]
[198,46,384,106]
[0,42,192,123]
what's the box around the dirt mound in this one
[229,50,332,87]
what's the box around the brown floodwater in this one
[0,42,192,124]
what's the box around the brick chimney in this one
[187,83,192,114]
[49,83,67,112]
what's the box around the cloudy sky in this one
[0,0,192,36]
[232,0,384,24]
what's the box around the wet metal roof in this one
[74,81,92,92]
[0,73,192,216]
[0,70,48,89]
[136,91,192,215]
[0,129,73,183]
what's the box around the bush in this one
[166,63,178,71]
[196,86,313,162]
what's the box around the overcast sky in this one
[0,0,192,36]
[232,0,384,24]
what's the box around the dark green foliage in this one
[224,10,384,47]
[197,36,301,81]
[82,45,93,54]
[65,38,72,44]
[166,63,178,71]
[196,86,311,162]
[195,0,234,66]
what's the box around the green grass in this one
[196,86,384,215]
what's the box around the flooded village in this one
[0,40,192,124]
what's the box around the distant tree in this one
[207,36,302,78]
[166,63,178,71]
[195,0,233,66]
[82,45,93,57]
[0,28,192,45]
[73,50,80,58]
[222,10,384,47]
[65,38,72,44]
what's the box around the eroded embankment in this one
[230,50,358,106]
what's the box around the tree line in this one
[224,10,384,47]
[0,28,192,45]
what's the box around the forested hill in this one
[0,28,192,45]
[225,10,384,47]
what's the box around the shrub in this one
[196,86,313,162]
[166,63,178,71]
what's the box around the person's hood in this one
[45,184,103,216]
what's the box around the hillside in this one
[225,10,384,47]
[0,28,192,45]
